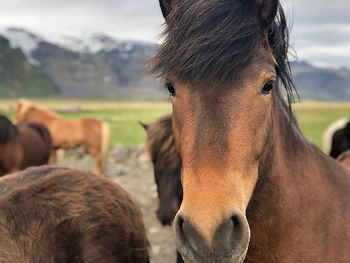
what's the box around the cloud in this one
[281,0,350,68]
[0,0,165,42]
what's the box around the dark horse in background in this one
[141,115,182,226]
[142,115,184,263]
[0,166,149,262]
[323,117,350,158]
[0,115,51,176]
[150,0,350,262]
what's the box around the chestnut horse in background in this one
[13,99,111,176]
[0,166,149,262]
[150,0,350,262]
[0,115,51,176]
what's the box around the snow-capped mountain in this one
[0,27,155,62]
[58,34,137,54]
[1,27,349,100]
[0,27,43,66]
[0,34,57,97]
[0,27,164,99]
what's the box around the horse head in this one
[150,0,294,262]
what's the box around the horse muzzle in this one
[174,209,250,263]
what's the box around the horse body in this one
[0,166,149,262]
[245,103,350,263]
[14,99,110,176]
[151,0,350,262]
[17,122,52,170]
[0,116,51,176]
[0,140,23,176]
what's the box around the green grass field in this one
[1,99,349,148]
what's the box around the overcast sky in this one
[0,0,349,68]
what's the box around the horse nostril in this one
[174,213,209,256]
[175,210,250,262]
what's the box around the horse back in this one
[0,166,149,262]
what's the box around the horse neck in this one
[28,109,59,123]
[247,95,350,255]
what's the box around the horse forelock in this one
[150,0,296,104]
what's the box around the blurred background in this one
[0,1,349,262]
[0,0,349,147]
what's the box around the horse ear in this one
[159,0,177,19]
[255,0,279,30]
[139,121,149,131]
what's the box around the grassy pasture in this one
[0,99,349,148]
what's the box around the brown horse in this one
[0,115,51,176]
[13,99,111,176]
[141,115,182,226]
[0,165,149,262]
[150,0,350,262]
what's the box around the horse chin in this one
[178,249,249,263]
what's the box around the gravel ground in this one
[58,145,177,263]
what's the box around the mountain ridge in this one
[0,35,58,98]
[0,27,349,101]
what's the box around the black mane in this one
[0,115,17,144]
[150,0,296,104]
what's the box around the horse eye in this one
[261,80,275,95]
[166,82,176,97]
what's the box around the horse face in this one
[153,0,280,261]
[169,54,276,262]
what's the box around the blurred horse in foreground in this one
[0,166,149,262]
[0,115,51,176]
[150,0,350,262]
[14,99,111,176]
[323,117,350,158]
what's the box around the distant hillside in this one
[1,27,349,101]
[291,61,350,101]
[1,27,165,100]
[0,35,58,97]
